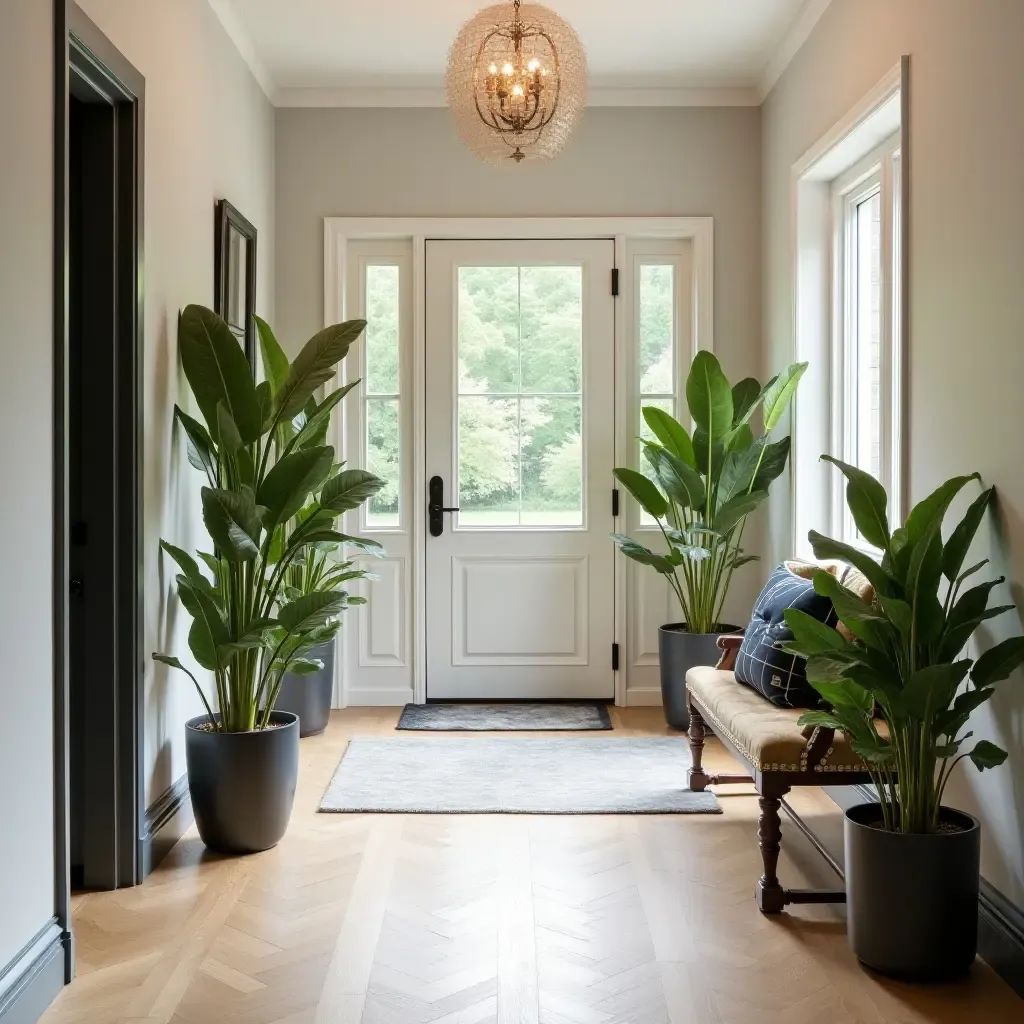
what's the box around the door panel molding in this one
[325,217,714,707]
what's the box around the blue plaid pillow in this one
[734,563,838,709]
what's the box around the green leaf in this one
[900,474,980,580]
[812,678,875,713]
[258,446,336,533]
[878,595,912,635]
[972,636,1024,687]
[216,402,243,456]
[731,377,762,427]
[611,534,676,575]
[934,688,995,737]
[178,580,229,670]
[685,351,733,442]
[783,608,849,655]
[641,407,696,467]
[812,570,892,651]
[726,423,754,453]
[614,467,667,519]
[714,489,767,536]
[256,315,290,396]
[175,406,218,482]
[716,438,765,507]
[644,444,705,510]
[321,468,387,514]
[943,487,994,583]
[290,381,358,452]
[159,539,208,590]
[901,662,971,720]
[796,711,845,731]
[821,456,890,551]
[275,319,366,421]
[286,658,325,676]
[256,380,274,431]
[807,530,892,596]
[278,591,347,633]
[179,304,262,444]
[850,737,896,765]
[201,486,262,561]
[761,362,808,432]
[751,436,792,493]
[969,739,1008,771]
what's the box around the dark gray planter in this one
[185,711,299,854]
[273,639,336,737]
[845,802,981,980]
[658,623,741,730]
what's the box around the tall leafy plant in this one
[784,458,1024,834]
[153,305,385,733]
[612,352,807,633]
[256,319,380,620]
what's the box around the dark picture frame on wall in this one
[214,198,257,371]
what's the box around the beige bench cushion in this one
[686,666,871,774]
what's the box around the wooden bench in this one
[686,634,873,913]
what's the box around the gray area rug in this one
[396,702,612,731]
[319,737,721,814]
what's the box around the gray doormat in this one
[396,702,612,731]
[319,737,721,814]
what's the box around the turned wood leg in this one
[687,697,711,792]
[755,795,786,913]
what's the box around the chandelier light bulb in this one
[446,0,588,164]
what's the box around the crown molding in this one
[275,84,760,109]
[206,0,278,103]
[759,0,833,100]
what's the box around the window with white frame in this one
[831,134,902,547]
[790,66,905,559]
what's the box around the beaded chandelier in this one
[446,0,587,164]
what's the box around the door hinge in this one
[612,488,620,517]
[611,268,619,297]
[612,643,620,671]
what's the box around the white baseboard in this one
[340,687,414,707]
[624,687,664,707]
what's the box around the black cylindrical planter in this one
[273,639,336,737]
[845,802,981,980]
[185,711,299,854]
[658,623,741,730]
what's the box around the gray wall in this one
[762,0,1024,904]
[77,0,276,805]
[275,105,766,617]
[0,0,57,973]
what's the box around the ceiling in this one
[210,0,831,106]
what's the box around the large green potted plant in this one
[255,319,384,737]
[784,458,1024,980]
[153,305,383,854]
[612,352,806,728]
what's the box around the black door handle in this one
[428,475,460,537]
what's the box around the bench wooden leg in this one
[686,695,754,790]
[686,696,711,792]
[755,794,786,914]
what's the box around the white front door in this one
[424,239,616,699]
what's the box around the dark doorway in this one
[58,6,145,896]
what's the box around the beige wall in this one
[275,105,766,619]
[76,0,276,804]
[0,0,57,973]
[762,0,1024,903]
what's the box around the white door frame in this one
[324,217,714,707]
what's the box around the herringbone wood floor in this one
[43,708,1024,1023]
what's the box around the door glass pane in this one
[458,266,520,394]
[365,265,400,395]
[366,398,400,529]
[639,264,674,395]
[520,267,582,394]
[457,396,520,526]
[456,265,584,527]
